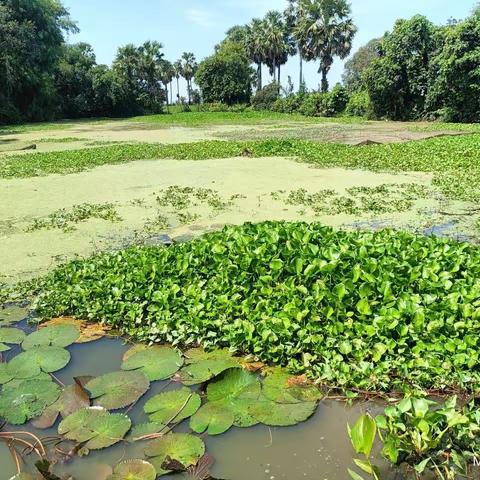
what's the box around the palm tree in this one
[245,18,267,90]
[160,60,174,111]
[263,11,293,85]
[137,41,165,110]
[295,0,357,92]
[180,52,197,104]
[173,60,183,103]
[284,0,306,91]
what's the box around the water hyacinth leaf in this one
[144,433,205,476]
[86,371,150,410]
[129,422,166,441]
[107,459,157,480]
[121,345,183,381]
[0,378,60,424]
[348,413,377,458]
[32,383,91,429]
[178,348,240,385]
[262,368,322,404]
[40,316,111,343]
[250,395,317,427]
[7,346,70,378]
[0,327,26,345]
[22,324,80,350]
[144,387,201,424]
[58,407,131,449]
[190,402,234,435]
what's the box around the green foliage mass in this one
[33,221,480,392]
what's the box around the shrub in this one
[271,94,304,114]
[251,82,280,110]
[328,84,349,114]
[345,90,372,117]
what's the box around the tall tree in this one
[245,18,267,90]
[284,0,305,91]
[295,0,357,92]
[159,59,174,110]
[263,10,294,84]
[342,38,381,91]
[173,59,183,103]
[180,52,197,104]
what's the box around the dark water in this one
[0,312,391,480]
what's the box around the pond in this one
[0,308,392,480]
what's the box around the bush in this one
[298,86,349,117]
[271,94,304,114]
[345,90,372,117]
[251,82,280,110]
[198,103,248,113]
[328,84,349,114]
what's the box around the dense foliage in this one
[195,42,254,105]
[33,222,480,392]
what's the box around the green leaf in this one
[0,378,60,424]
[262,368,322,404]
[207,368,259,402]
[356,298,372,316]
[144,387,201,424]
[348,413,377,458]
[22,324,80,350]
[144,433,205,476]
[348,469,366,480]
[250,394,317,426]
[107,459,156,480]
[86,371,150,410]
[121,344,183,381]
[58,407,131,449]
[414,458,430,473]
[129,422,166,441]
[177,348,239,386]
[190,401,235,435]
[7,346,70,378]
[0,327,26,346]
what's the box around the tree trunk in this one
[321,67,329,93]
[170,81,173,105]
[257,63,262,90]
[299,52,303,92]
[176,77,180,102]
[187,80,191,104]
[277,64,281,84]
[165,86,169,113]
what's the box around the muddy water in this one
[0,318,391,480]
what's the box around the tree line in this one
[1,0,479,124]
[0,0,198,124]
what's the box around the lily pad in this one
[0,306,28,326]
[0,378,60,424]
[129,422,166,441]
[32,383,91,429]
[22,324,80,350]
[250,394,318,426]
[206,368,261,428]
[107,459,156,480]
[0,363,14,384]
[262,368,323,404]
[0,327,26,352]
[41,316,111,343]
[177,348,239,385]
[86,371,150,410]
[7,346,70,378]
[121,345,183,381]
[190,402,234,435]
[144,433,205,476]
[58,407,131,449]
[144,387,201,424]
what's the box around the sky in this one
[62,0,476,94]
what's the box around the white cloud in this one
[186,7,216,28]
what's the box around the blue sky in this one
[63,0,475,92]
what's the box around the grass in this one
[1,135,480,202]
[32,221,480,392]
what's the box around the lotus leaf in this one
[129,422,166,441]
[58,407,131,449]
[22,324,80,350]
[262,368,322,404]
[0,306,28,326]
[7,346,70,378]
[121,345,183,381]
[0,378,60,424]
[144,387,201,424]
[0,327,26,351]
[190,402,234,435]
[40,316,111,343]
[144,433,205,476]
[177,348,239,385]
[86,371,149,410]
[250,394,317,426]
[107,459,156,480]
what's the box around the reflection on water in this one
[1,313,392,480]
